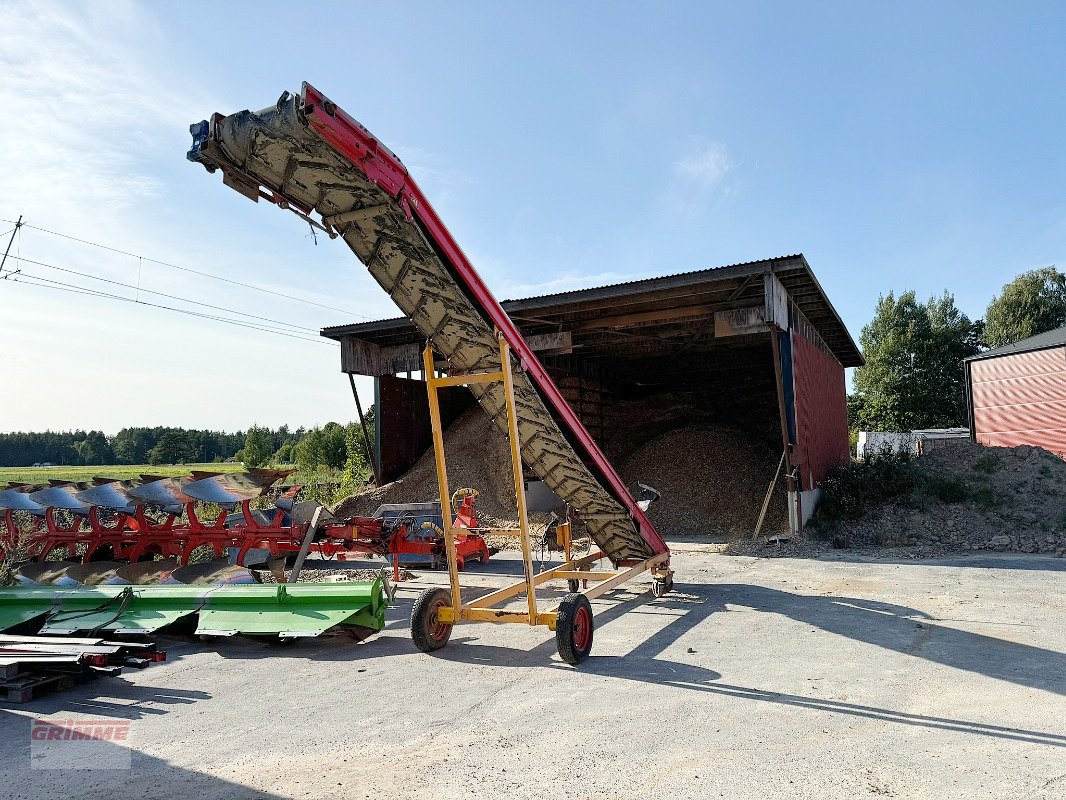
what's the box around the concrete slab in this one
[1,547,1063,799]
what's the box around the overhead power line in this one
[0,217,371,319]
[14,254,320,335]
[6,272,338,346]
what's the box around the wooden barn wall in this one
[791,330,849,490]
[376,376,475,483]
[968,346,1066,458]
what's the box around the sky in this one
[1,1,1063,434]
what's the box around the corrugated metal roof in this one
[322,253,864,367]
[966,326,1066,361]
[320,254,806,337]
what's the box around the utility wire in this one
[0,217,371,319]
[15,269,324,338]
[14,254,320,334]
[8,272,338,346]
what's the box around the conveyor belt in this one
[188,83,668,564]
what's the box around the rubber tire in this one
[567,579,581,593]
[411,587,454,653]
[652,576,673,598]
[556,593,594,665]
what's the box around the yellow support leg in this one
[497,335,539,626]
[423,345,463,618]
[417,336,663,660]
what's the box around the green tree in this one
[74,431,113,465]
[319,423,348,470]
[242,425,273,468]
[850,291,981,431]
[984,266,1066,348]
[111,428,157,464]
[293,423,351,472]
[148,431,197,465]
[342,423,369,488]
[274,443,294,464]
[293,428,324,472]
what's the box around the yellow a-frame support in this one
[411,333,668,665]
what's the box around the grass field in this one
[0,462,249,485]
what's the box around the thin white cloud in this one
[0,2,367,433]
[391,142,473,217]
[674,142,734,190]
[657,138,737,215]
[0,1,208,225]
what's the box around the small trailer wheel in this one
[411,587,454,653]
[567,579,580,593]
[556,593,594,665]
[652,575,673,598]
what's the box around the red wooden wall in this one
[969,346,1066,457]
[791,331,850,490]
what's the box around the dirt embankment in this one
[738,441,1066,559]
[850,443,1064,554]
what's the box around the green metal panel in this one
[196,582,386,637]
[39,587,211,635]
[0,588,67,632]
[0,581,386,638]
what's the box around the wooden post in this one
[347,373,378,485]
[769,327,802,535]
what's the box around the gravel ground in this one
[1,544,1063,800]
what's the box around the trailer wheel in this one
[567,579,580,593]
[652,575,673,598]
[411,587,453,653]
[556,593,594,665]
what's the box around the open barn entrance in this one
[324,255,862,539]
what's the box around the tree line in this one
[0,406,375,473]
[0,426,295,467]
[850,266,1066,432]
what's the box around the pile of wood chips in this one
[333,409,787,543]
[620,424,788,538]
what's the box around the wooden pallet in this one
[0,672,74,704]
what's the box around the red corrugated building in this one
[324,255,862,532]
[965,327,1066,458]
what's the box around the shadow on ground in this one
[427,580,1066,748]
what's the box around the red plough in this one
[0,472,493,582]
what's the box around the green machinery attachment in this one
[0,579,386,641]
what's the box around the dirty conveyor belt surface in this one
[189,83,667,563]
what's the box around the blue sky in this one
[1,1,1063,433]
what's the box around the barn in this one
[965,327,1066,458]
[323,254,862,534]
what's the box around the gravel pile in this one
[619,424,788,538]
[747,441,1066,558]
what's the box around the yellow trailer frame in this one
[410,334,671,665]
